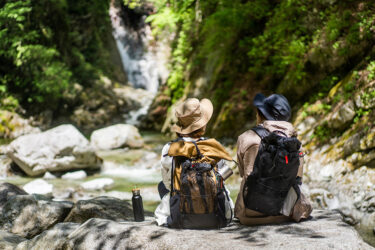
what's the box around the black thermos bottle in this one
[132,188,145,222]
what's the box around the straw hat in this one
[171,98,213,134]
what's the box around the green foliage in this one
[0,0,113,111]
[312,122,333,143]
[366,61,375,81]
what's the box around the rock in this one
[329,100,356,129]
[23,179,53,195]
[0,230,26,250]
[0,183,27,212]
[343,133,362,157]
[6,124,102,176]
[15,222,79,250]
[354,86,375,109]
[113,86,154,111]
[0,195,73,238]
[296,116,317,136]
[360,127,375,150]
[42,210,372,249]
[43,171,56,179]
[62,170,87,180]
[53,188,76,200]
[0,110,40,139]
[0,155,13,178]
[64,196,133,224]
[90,124,144,150]
[80,178,114,190]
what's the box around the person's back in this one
[154,98,234,228]
[235,93,312,225]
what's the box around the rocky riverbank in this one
[0,180,372,250]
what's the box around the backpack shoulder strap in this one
[251,125,270,140]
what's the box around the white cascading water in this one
[109,1,168,124]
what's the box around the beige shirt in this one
[235,121,311,225]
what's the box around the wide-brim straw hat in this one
[171,98,213,134]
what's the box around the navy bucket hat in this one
[253,93,291,121]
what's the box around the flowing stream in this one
[109,0,168,124]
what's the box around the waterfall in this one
[109,1,162,93]
[109,1,168,124]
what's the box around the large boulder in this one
[90,124,144,150]
[0,194,73,238]
[6,124,102,176]
[64,196,133,224]
[14,210,370,250]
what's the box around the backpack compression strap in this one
[251,126,270,139]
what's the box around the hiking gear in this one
[167,138,232,229]
[217,161,233,180]
[253,93,291,121]
[171,98,213,134]
[132,188,145,222]
[243,126,302,216]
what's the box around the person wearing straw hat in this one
[235,93,312,225]
[154,98,234,228]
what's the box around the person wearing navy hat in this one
[234,93,312,225]
[253,93,291,121]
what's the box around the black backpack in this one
[243,126,302,216]
[167,139,232,229]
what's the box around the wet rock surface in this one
[6,124,102,176]
[12,210,374,250]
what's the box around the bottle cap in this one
[132,188,140,195]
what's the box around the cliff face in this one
[146,0,375,138]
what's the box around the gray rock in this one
[355,87,375,109]
[23,179,53,195]
[329,100,356,129]
[360,127,375,150]
[0,183,27,212]
[90,124,144,150]
[343,133,362,157]
[0,230,26,250]
[0,195,73,238]
[6,124,102,176]
[43,210,372,249]
[15,222,79,250]
[64,196,133,224]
